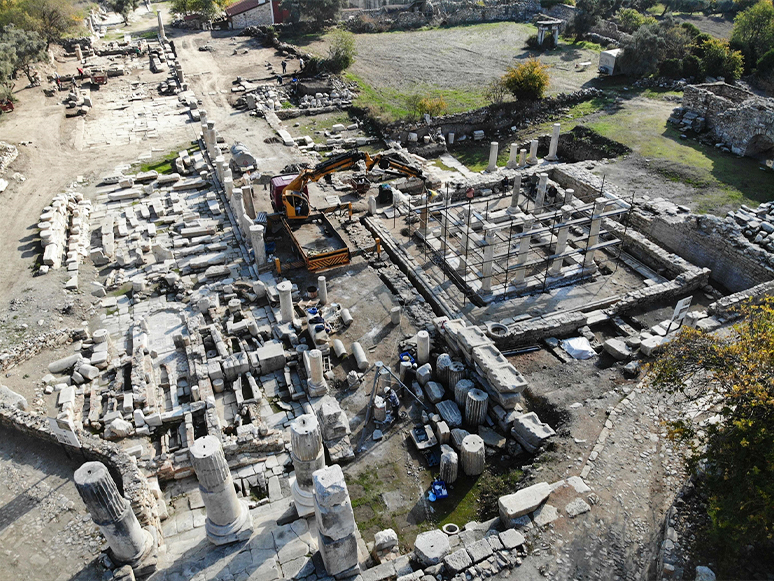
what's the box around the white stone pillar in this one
[249,224,266,268]
[507,144,519,169]
[447,132,455,145]
[512,217,534,285]
[390,306,401,325]
[231,187,246,236]
[527,139,539,165]
[518,148,527,167]
[290,414,325,517]
[157,10,166,40]
[277,280,294,323]
[189,436,253,545]
[75,44,83,62]
[74,462,154,568]
[564,188,574,206]
[214,156,225,182]
[417,330,430,365]
[224,176,234,202]
[317,275,327,305]
[486,142,499,172]
[546,123,560,161]
[368,196,377,215]
[307,349,327,394]
[313,465,360,577]
[507,173,522,214]
[460,434,485,476]
[549,205,573,276]
[584,197,608,269]
[535,173,549,212]
[481,227,496,293]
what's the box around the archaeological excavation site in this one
[1,2,773,581]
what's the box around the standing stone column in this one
[527,139,539,165]
[518,148,527,168]
[306,349,328,396]
[465,388,489,426]
[512,217,534,285]
[584,197,608,269]
[189,435,253,545]
[439,444,459,483]
[507,173,522,214]
[549,205,573,275]
[417,330,430,365]
[461,434,486,476]
[75,44,83,62]
[318,275,328,305]
[291,414,325,517]
[157,10,166,40]
[545,123,561,161]
[74,462,155,571]
[486,142,499,172]
[314,465,361,578]
[481,227,496,293]
[535,173,549,212]
[564,188,575,206]
[506,144,519,169]
[249,224,266,268]
[231,187,247,236]
[277,280,294,323]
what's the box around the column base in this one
[108,528,158,577]
[290,477,316,517]
[526,158,538,166]
[307,379,329,398]
[506,205,521,215]
[204,501,253,545]
[544,155,558,162]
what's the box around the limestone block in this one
[443,548,472,574]
[436,421,450,445]
[439,444,458,483]
[499,482,551,525]
[416,363,433,386]
[313,464,349,508]
[314,496,356,539]
[510,412,555,453]
[423,381,445,404]
[0,385,28,411]
[413,529,450,567]
[255,340,285,373]
[603,338,631,361]
[466,539,493,563]
[318,532,359,577]
[374,528,398,552]
[499,528,525,549]
[435,400,462,429]
[565,498,591,518]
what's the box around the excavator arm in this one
[279,150,425,220]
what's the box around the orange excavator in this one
[270,150,425,220]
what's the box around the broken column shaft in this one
[527,139,539,165]
[546,123,561,161]
[535,173,549,212]
[314,465,360,578]
[74,462,154,568]
[417,330,430,365]
[249,224,266,268]
[440,444,459,483]
[584,197,609,269]
[461,434,486,476]
[306,349,328,395]
[507,144,519,169]
[277,280,294,323]
[549,205,573,275]
[317,275,328,305]
[465,388,489,426]
[189,435,253,545]
[507,173,522,214]
[291,414,325,517]
[486,142,499,172]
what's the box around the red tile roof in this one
[225,0,265,17]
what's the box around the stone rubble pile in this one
[38,191,92,286]
[727,201,774,257]
[297,90,354,111]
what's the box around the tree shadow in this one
[17,231,40,260]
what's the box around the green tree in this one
[730,0,774,72]
[170,0,194,15]
[281,0,341,26]
[0,25,46,84]
[620,19,691,77]
[24,0,80,49]
[501,59,549,101]
[648,298,774,560]
[700,37,744,79]
[326,29,355,73]
[616,7,656,33]
[573,0,601,39]
[109,0,140,25]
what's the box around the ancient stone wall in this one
[680,83,774,156]
[0,404,163,539]
[628,200,774,292]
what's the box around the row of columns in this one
[202,111,267,272]
[487,123,562,173]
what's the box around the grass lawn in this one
[586,100,774,212]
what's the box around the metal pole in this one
[356,361,384,453]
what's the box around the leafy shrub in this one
[659,57,683,77]
[681,22,701,37]
[501,59,550,101]
[326,29,356,73]
[617,7,657,33]
[683,53,702,78]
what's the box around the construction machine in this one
[267,149,425,271]
[270,150,425,220]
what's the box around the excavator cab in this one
[284,191,310,220]
[270,174,311,220]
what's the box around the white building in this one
[225,0,274,29]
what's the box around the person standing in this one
[281,60,287,74]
